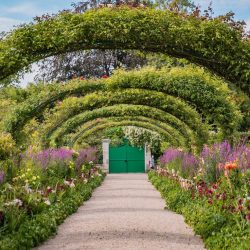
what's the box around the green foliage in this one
[104,127,126,146]
[2,67,241,152]
[67,117,186,148]
[0,7,249,95]
[109,67,241,134]
[47,104,198,148]
[0,133,16,161]
[43,88,208,149]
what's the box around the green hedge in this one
[148,171,250,250]
[1,7,249,94]
[0,175,104,250]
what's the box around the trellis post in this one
[145,144,151,171]
[102,139,111,173]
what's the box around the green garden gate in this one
[109,144,145,173]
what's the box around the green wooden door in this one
[109,144,145,173]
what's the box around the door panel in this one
[109,160,127,173]
[127,160,145,173]
[109,144,145,173]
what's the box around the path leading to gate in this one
[36,174,205,250]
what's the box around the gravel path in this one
[36,174,205,250]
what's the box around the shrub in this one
[0,133,16,161]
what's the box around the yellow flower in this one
[32,176,37,180]
[25,179,29,183]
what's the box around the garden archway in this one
[4,68,240,149]
[0,7,249,94]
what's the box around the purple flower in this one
[160,148,198,177]
[27,148,75,169]
[75,147,97,169]
[201,140,250,172]
[160,148,183,164]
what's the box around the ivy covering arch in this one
[4,67,240,144]
[0,7,247,151]
[42,105,198,149]
[1,66,240,153]
[68,119,183,148]
[51,116,188,148]
[0,7,249,94]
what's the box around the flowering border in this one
[0,174,105,249]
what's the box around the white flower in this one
[24,184,33,193]
[44,200,51,205]
[69,182,75,188]
[64,180,70,185]
[89,161,93,164]
[13,199,23,206]
[84,179,88,183]
[5,199,23,207]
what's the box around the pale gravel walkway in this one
[36,174,205,250]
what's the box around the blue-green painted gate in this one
[109,144,145,173]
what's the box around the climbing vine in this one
[43,105,198,149]
[3,67,241,147]
[0,7,249,94]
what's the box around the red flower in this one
[246,214,250,221]
[206,189,213,196]
[102,75,109,79]
[208,199,213,205]
[221,193,227,200]
[0,211,4,224]
[237,205,243,211]
[238,199,243,205]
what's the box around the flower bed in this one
[0,147,104,249]
[150,141,250,249]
